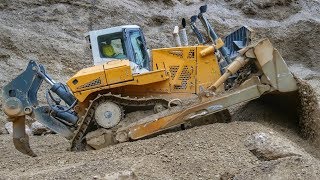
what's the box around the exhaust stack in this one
[190,15,205,44]
[173,26,181,47]
[179,18,189,46]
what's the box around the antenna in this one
[199,5,207,13]
[182,18,186,28]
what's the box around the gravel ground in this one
[0,121,319,179]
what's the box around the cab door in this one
[124,28,150,70]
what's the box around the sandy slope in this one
[0,121,319,179]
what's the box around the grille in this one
[77,78,101,89]
[170,66,192,90]
[187,49,195,59]
[169,66,179,80]
[179,66,191,81]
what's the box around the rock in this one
[0,126,9,134]
[245,132,305,161]
[86,129,116,150]
[233,156,320,179]
[5,122,31,135]
[220,172,235,180]
[103,170,137,180]
[53,4,68,15]
[179,0,197,6]
[31,121,52,135]
[242,1,258,15]
[252,0,293,8]
[5,122,13,134]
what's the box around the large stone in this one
[31,121,52,135]
[0,126,8,134]
[4,122,31,135]
[234,156,320,180]
[103,170,137,180]
[245,132,305,161]
[86,129,116,150]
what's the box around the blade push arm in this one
[190,15,205,44]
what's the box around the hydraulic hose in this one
[45,89,77,113]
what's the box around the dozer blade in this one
[115,78,271,141]
[11,116,37,157]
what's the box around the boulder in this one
[93,170,137,180]
[5,122,31,135]
[245,132,305,161]
[103,170,137,180]
[31,121,52,135]
[0,126,8,134]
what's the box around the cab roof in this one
[85,25,140,37]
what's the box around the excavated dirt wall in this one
[1,0,318,130]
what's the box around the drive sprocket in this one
[94,101,124,129]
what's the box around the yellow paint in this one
[67,64,107,92]
[200,46,215,57]
[103,59,130,69]
[104,64,133,85]
[74,69,169,102]
[67,45,222,102]
[196,46,221,94]
[67,60,131,93]
[152,46,197,93]
[215,38,225,49]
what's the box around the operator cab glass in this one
[97,32,127,59]
[88,25,150,72]
[127,30,149,70]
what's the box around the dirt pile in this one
[226,0,302,20]
[1,122,320,179]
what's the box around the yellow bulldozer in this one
[2,5,318,157]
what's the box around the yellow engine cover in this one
[66,60,169,102]
[66,46,221,103]
[67,60,132,93]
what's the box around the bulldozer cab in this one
[86,25,150,72]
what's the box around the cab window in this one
[97,32,127,59]
[129,31,148,69]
